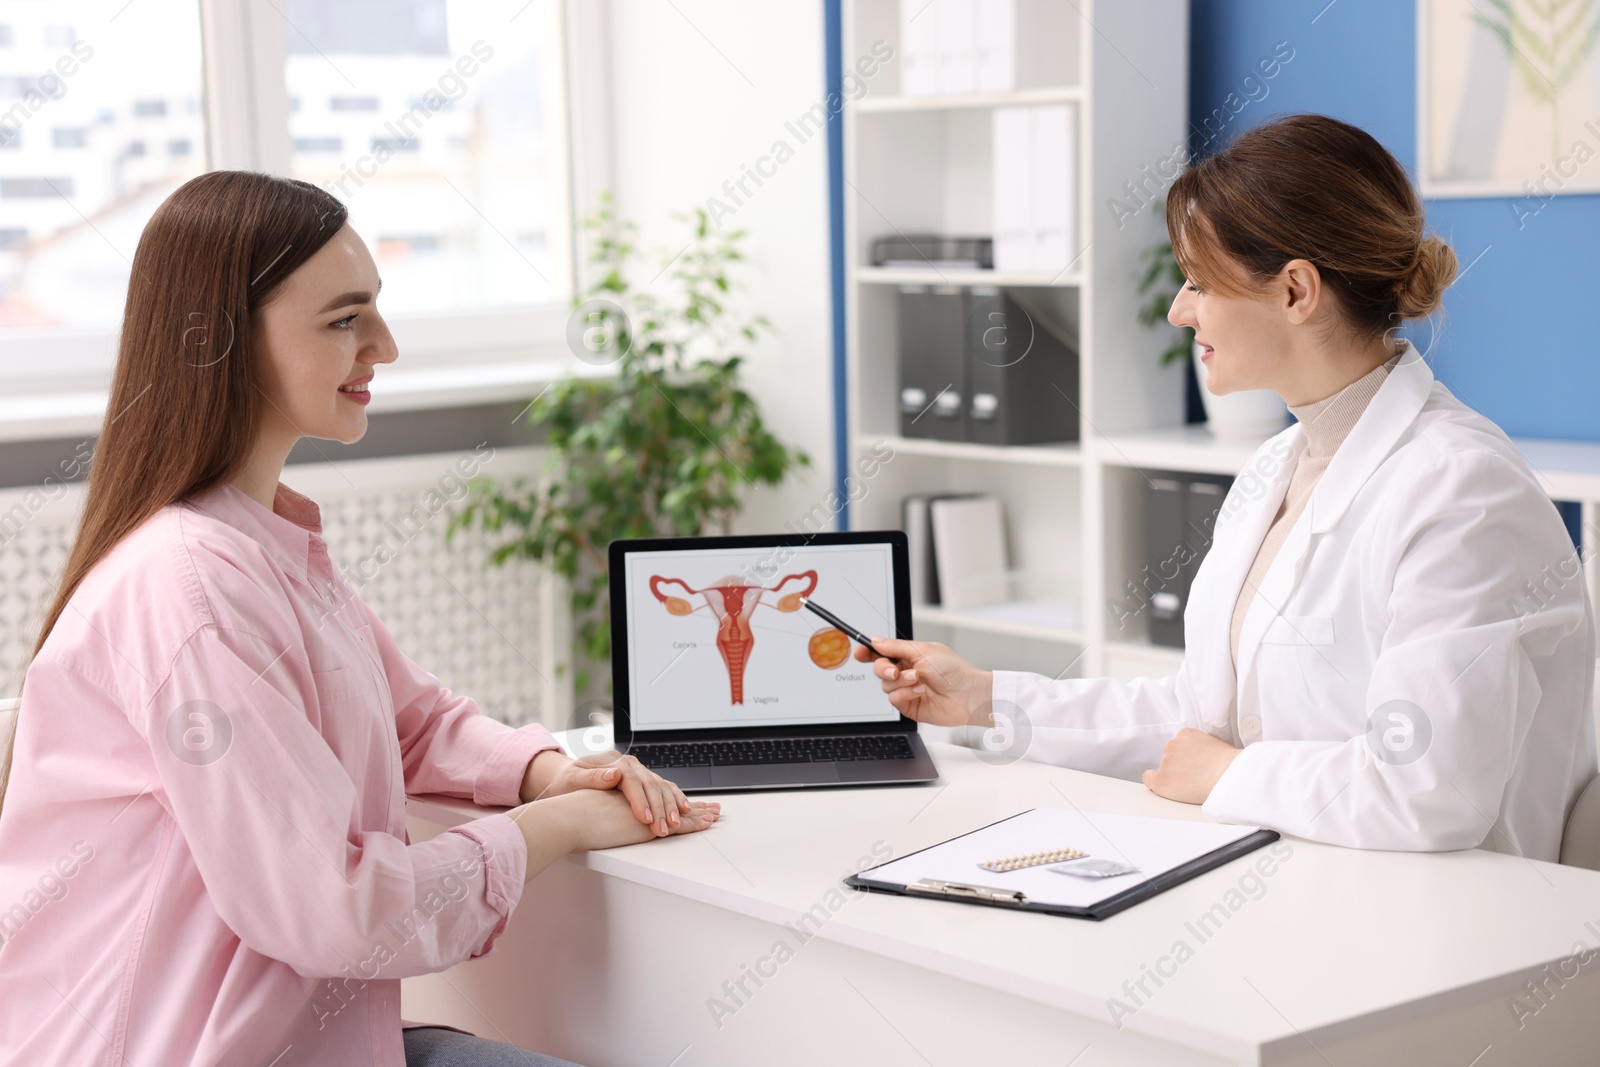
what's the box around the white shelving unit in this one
[843,1,1600,685]
[843,0,1190,683]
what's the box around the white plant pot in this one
[1192,340,1288,440]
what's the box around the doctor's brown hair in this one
[1,173,347,809]
[1166,114,1457,336]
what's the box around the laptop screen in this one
[621,540,901,731]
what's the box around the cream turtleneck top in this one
[1226,352,1401,745]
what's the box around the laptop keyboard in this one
[629,734,915,768]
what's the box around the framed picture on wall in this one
[1418,0,1600,199]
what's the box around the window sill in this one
[0,359,609,444]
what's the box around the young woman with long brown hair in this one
[0,171,717,1066]
[859,114,1596,862]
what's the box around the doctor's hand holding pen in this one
[854,637,995,728]
[855,638,1242,804]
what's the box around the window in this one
[0,74,50,97]
[0,0,203,334]
[378,233,442,252]
[369,137,419,154]
[0,0,575,389]
[0,178,71,197]
[285,0,564,315]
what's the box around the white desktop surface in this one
[404,732,1600,1066]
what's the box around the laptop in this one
[609,531,939,791]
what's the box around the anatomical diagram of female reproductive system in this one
[648,570,851,704]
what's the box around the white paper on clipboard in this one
[861,808,1265,910]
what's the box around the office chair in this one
[1558,664,1600,871]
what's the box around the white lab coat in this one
[997,345,1597,861]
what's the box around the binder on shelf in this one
[992,104,1078,274]
[903,495,936,606]
[1030,104,1078,277]
[928,494,1008,610]
[992,106,1033,273]
[900,0,940,96]
[936,0,978,94]
[903,492,975,606]
[899,0,1015,96]
[1144,476,1187,647]
[974,0,1017,92]
[965,287,1080,445]
[845,807,1279,922]
[897,285,968,442]
[1143,473,1234,648]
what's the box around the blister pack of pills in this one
[977,847,1086,873]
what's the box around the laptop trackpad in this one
[646,766,711,791]
[711,763,841,788]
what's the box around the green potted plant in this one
[1135,228,1194,371]
[450,195,810,702]
[1135,203,1287,439]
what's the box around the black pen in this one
[798,596,901,664]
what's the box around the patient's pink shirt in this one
[0,482,560,1065]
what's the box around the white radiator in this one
[0,445,567,730]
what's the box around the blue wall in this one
[1191,0,1600,441]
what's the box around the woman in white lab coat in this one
[859,114,1596,862]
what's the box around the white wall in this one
[599,0,838,534]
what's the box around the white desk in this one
[403,737,1600,1066]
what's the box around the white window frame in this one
[0,0,602,409]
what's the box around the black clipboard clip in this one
[907,878,1027,906]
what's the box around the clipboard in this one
[845,807,1280,921]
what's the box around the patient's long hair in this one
[1,172,347,813]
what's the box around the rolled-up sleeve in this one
[362,603,562,806]
[142,623,528,979]
[445,814,529,955]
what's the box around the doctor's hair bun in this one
[1165,114,1457,336]
[1393,236,1458,321]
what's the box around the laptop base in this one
[634,733,939,793]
